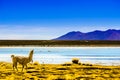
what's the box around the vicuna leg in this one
[13,64,14,70]
[22,65,24,71]
[26,64,27,70]
[22,64,27,71]
[13,62,18,71]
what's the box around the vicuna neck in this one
[28,51,33,61]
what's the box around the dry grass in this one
[0,61,120,80]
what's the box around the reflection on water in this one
[0,47,120,65]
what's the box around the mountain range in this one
[53,29,120,40]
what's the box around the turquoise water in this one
[0,47,120,65]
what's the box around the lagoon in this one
[0,47,120,65]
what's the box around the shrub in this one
[72,58,79,64]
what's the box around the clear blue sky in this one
[0,0,120,39]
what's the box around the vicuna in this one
[11,49,34,71]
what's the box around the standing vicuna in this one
[11,49,34,71]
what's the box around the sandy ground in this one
[0,61,120,80]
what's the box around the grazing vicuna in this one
[11,49,34,71]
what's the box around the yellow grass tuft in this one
[33,61,39,65]
[62,62,72,66]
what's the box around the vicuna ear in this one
[11,55,14,58]
[31,49,34,52]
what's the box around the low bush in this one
[72,58,79,64]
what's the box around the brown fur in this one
[11,50,34,71]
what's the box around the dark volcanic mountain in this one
[54,29,120,40]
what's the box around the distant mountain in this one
[53,29,120,40]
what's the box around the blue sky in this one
[0,0,120,40]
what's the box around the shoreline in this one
[0,45,120,47]
[0,40,120,47]
[0,46,120,47]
